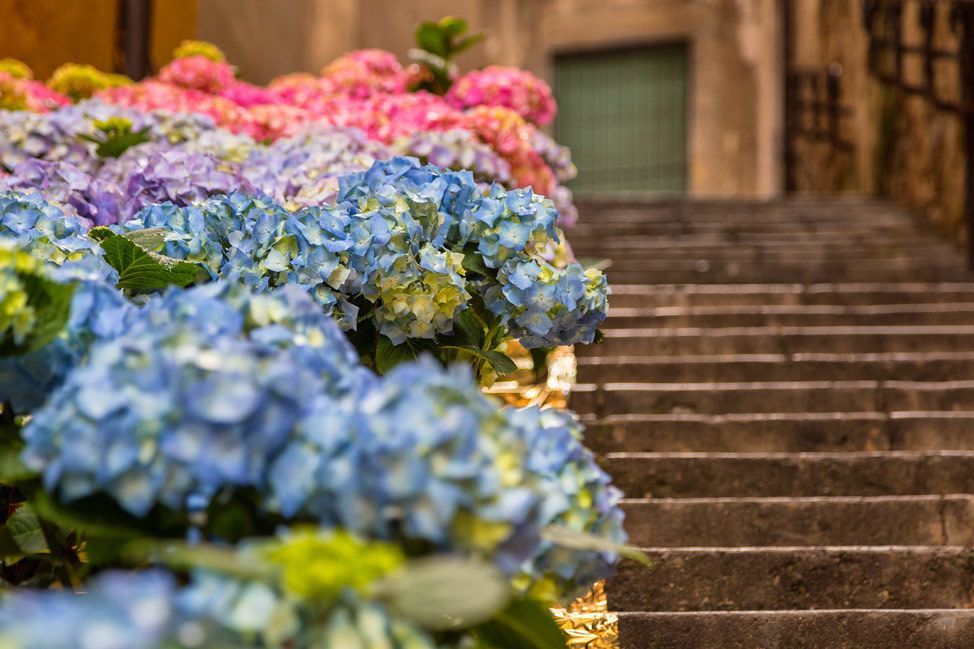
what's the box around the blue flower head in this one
[21,280,367,516]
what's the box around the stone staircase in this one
[570,197,974,648]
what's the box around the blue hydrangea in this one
[0,570,177,649]
[484,257,608,348]
[462,183,559,269]
[0,252,132,413]
[505,406,626,600]
[20,281,365,516]
[0,190,102,264]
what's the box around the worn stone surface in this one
[574,197,974,648]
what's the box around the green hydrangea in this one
[0,245,41,347]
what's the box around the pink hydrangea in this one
[219,80,278,108]
[158,55,235,93]
[319,49,409,99]
[447,66,557,126]
[461,106,555,194]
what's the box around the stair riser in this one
[607,548,974,611]
[608,287,974,308]
[622,497,974,546]
[585,332,974,356]
[584,416,974,453]
[603,454,974,498]
[604,267,969,284]
[617,611,974,649]
[602,311,974,328]
[577,358,974,383]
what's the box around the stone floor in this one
[570,197,974,648]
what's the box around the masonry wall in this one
[788,0,967,239]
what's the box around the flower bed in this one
[0,27,629,649]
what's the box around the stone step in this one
[604,265,968,285]
[571,380,974,416]
[583,326,974,356]
[602,451,974,498]
[576,352,974,383]
[622,495,974,547]
[583,412,974,453]
[600,256,966,275]
[576,247,958,267]
[607,283,974,308]
[603,303,974,328]
[607,546,974,611]
[569,224,929,240]
[616,610,974,649]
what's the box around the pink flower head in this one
[320,49,408,99]
[447,66,557,126]
[462,106,556,195]
[158,55,235,93]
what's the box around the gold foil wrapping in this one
[484,346,617,648]
[552,581,618,649]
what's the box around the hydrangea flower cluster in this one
[447,66,557,126]
[393,128,512,186]
[0,190,101,263]
[47,63,131,102]
[0,243,43,346]
[267,358,624,597]
[158,55,236,93]
[0,159,106,226]
[93,146,253,223]
[21,280,364,516]
[0,571,178,649]
[241,127,390,209]
[319,49,410,98]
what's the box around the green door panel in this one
[555,44,689,194]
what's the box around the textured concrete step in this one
[571,381,886,415]
[583,412,974,453]
[606,283,974,308]
[608,546,974,611]
[576,352,974,383]
[605,265,968,285]
[616,610,974,649]
[603,303,974,328]
[584,326,974,356]
[602,451,974,498]
[622,495,974,547]
[571,380,974,416]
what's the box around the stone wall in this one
[789,0,967,240]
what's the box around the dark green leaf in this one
[416,23,449,57]
[80,126,151,159]
[453,308,486,348]
[440,345,517,376]
[461,252,491,277]
[93,228,200,291]
[10,273,75,354]
[593,329,605,344]
[475,597,567,649]
[375,336,436,374]
[0,446,35,484]
[0,504,48,559]
[453,33,486,54]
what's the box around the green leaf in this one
[593,328,605,344]
[474,597,567,649]
[453,308,486,348]
[440,345,517,376]
[379,557,509,630]
[453,33,486,54]
[9,272,75,354]
[80,125,151,159]
[375,335,435,374]
[438,16,468,37]
[416,23,449,57]
[541,525,652,566]
[461,252,491,277]
[0,504,49,559]
[92,228,200,291]
[0,446,35,484]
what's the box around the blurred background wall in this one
[0,0,783,199]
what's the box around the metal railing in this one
[783,65,854,192]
